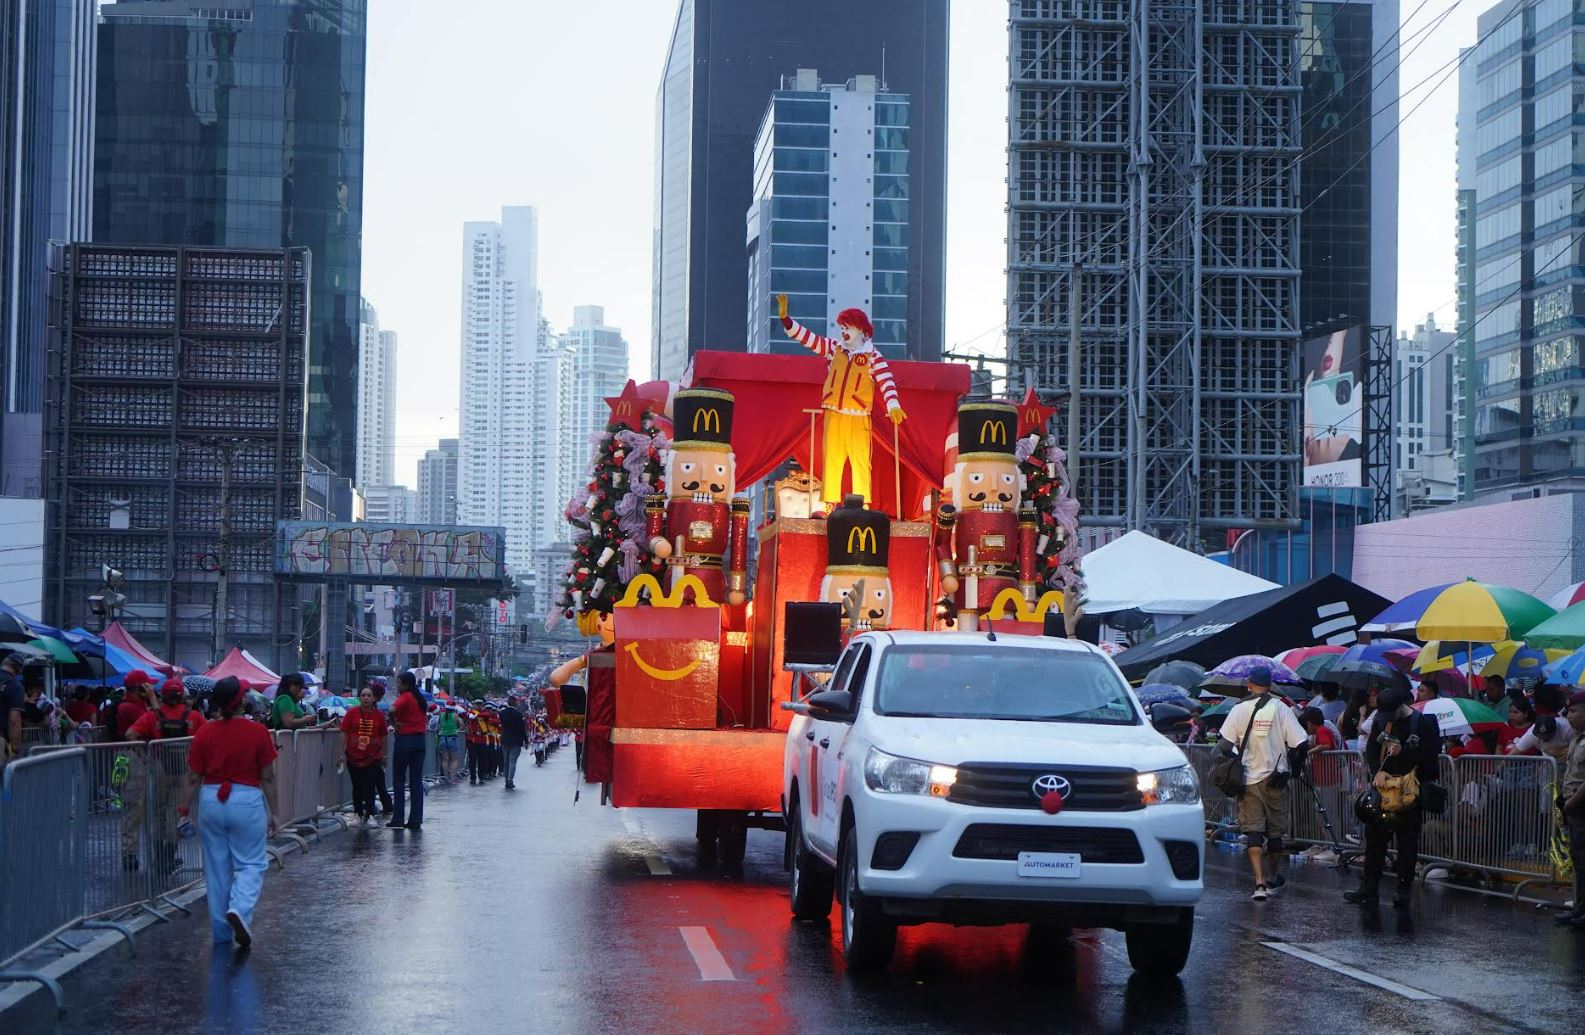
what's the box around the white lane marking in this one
[679,926,735,981]
[617,809,672,874]
[1261,942,1441,1001]
[621,812,643,835]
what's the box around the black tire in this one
[1124,908,1193,977]
[839,829,896,972]
[788,807,835,922]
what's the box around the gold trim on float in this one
[724,632,750,647]
[759,518,932,540]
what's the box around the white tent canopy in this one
[1082,530,1280,616]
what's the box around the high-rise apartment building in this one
[746,70,911,358]
[1393,315,1457,482]
[356,299,397,489]
[93,0,366,482]
[45,243,309,672]
[418,438,459,525]
[1298,0,1399,333]
[361,484,418,524]
[559,304,629,501]
[1456,49,1478,499]
[458,208,565,573]
[1006,0,1301,547]
[652,0,947,379]
[1,0,97,497]
[1459,0,1585,495]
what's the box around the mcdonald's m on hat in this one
[958,401,1018,460]
[825,494,889,573]
[671,387,734,451]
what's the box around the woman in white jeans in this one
[176,676,281,949]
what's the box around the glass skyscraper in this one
[746,70,910,358]
[1460,0,1585,493]
[652,0,947,380]
[93,0,366,481]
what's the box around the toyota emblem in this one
[1031,774,1071,799]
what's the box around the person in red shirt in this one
[64,687,98,726]
[465,708,485,785]
[339,685,389,825]
[387,671,428,829]
[128,677,206,875]
[177,676,279,949]
[116,670,159,871]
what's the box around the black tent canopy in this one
[1112,573,1392,680]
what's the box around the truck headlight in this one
[864,748,957,797]
[1137,764,1199,805]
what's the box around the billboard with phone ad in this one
[1302,325,1365,488]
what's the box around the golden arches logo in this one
[613,401,633,415]
[616,573,719,609]
[986,588,1065,623]
[979,421,1007,446]
[692,408,721,435]
[846,526,879,556]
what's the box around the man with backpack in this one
[1221,666,1308,901]
[1345,685,1441,908]
[127,677,205,876]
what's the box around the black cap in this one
[825,494,889,573]
[672,387,734,451]
[958,401,1018,459]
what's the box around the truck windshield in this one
[873,644,1139,725]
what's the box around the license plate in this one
[1016,852,1082,878]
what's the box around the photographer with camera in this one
[1221,667,1308,902]
[1345,685,1442,908]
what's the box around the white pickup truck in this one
[782,631,1203,974]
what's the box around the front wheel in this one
[789,807,835,921]
[1124,908,1193,977]
[839,829,896,972]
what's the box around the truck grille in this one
[952,823,1145,864]
[948,764,1144,812]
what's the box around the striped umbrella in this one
[1409,640,1497,675]
[1547,581,1585,612]
[1481,641,1568,684]
[1365,580,1555,643]
[1525,601,1585,651]
[1542,647,1585,688]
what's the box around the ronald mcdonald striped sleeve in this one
[780,315,835,357]
[871,354,901,411]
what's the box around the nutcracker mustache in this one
[967,491,1015,505]
[681,479,726,494]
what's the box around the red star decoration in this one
[604,379,648,431]
[1017,386,1057,438]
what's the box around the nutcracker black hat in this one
[825,494,889,575]
[672,387,734,453]
[958,401,1018,461]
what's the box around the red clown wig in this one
[835,308,874,340]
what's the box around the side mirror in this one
[805,689,854,719]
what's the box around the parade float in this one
[548,299,1086,866]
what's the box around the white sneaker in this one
[1251,884,1270,901]
[1424,867,1450,881]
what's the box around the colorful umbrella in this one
[1369,579,1555,642]
[1525,601,1585,651]
[1200,655,1302,693]
[1408,640,1497,675]
[28,635,80,665]
[1413,697,1505,739]
[1547,581,1585,612]
[1295,653,1346,681]
[1480,641,1567,684]
[1542,647,1585,688]
[1275,645,1347,672]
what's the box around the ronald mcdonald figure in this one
[647,387,751,606]
[821,494,893,632]
[776,293,906,506]
[936,401,1040,623]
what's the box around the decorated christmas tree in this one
[552,382,670,624]
[1014,388,1086,602]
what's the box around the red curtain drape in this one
[689,351,970,519]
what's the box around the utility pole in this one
[1067,261,1082,492]
[212,441,233,665]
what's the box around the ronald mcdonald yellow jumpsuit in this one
[779,305,906,505]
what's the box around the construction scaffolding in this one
[45,244,311,673]
[1006,0,1301,548]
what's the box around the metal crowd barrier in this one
[1185,744,1568,887]
[0,751,89,969]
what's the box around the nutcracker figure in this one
[936,401,1040,628]
[821,494,893,631]
[775,293,907,506]
[647,387,751,605]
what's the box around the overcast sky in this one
[366,1,1476,487]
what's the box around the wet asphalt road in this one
[17,745,1585,1035]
